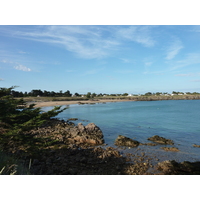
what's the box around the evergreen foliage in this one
[0,87,67,131]
[0,86,67,154]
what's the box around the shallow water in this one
[42,100,200,162]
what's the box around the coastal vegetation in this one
[20,93,200,104]
[8,88,200,98]
[0,87,67,174]
[5,87,200,105]
[1,86,200,175]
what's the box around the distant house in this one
[128,94,133,96]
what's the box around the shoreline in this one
[31,99,134,108]
[23,95,200,108]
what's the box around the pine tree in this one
[0,86,67,153]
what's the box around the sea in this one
[42,100,200,163]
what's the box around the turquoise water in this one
[42,100,200,162]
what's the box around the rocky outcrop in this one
[115,135,140,147]
[157,160,200,175]
[66,123,104,146]
[148,135,174,145]
[161,147,179,152]
[29,146,127,175]
[26,120,104,147]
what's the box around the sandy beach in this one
[32,99,133,107]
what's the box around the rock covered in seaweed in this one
[147,135,174,145]
[115,135,140,147]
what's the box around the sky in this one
[1,25,200,94]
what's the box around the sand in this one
[31,99,133,108]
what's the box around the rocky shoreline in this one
[1,118,199,175]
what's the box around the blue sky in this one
[1,25,200,94]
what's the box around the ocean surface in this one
[42,100,200,162]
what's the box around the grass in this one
[0,151,30,175]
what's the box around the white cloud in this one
[165,39,183,60]
[1,59,13,64]
[0,78,4,81]
[12,26,120,59]
[175,73,194,77]
[145,62,153,66]
[66,69,76,73]
[115,70,135,74]
[171,53,200,70]
[120,58,130,63]
[18,50,27,54]
[116,26,156,47]
[14,65,31,72]
[81,68,104,76]
[190,26,200,32]
[6,25,157,60]
[190,79,200,82]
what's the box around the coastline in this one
[24,94,200,108]
[32,99,134,107]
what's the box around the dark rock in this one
[157,160,200,175]
[78,102,85,105]
[68,118,78,121]
[148,135,174,145]
[32,159,39,165]
[115,135,140,147]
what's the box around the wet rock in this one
[161,147,179,152]
[115,135,140,147]
[148,135,174,145]
[157,160,200,175]
[141,143,157,146]
[68,118,78,121]
[193,144,200,148]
